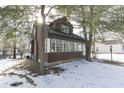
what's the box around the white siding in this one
[95,43,124,54]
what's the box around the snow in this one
[97,54,124,62]
[0,59,20,73]
[33,60,124,88]
[1,58,124,87]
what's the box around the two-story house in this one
[31,17,86,64]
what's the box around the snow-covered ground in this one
[1,58,124,87]
[0,59,21,73]
[97,54,124,62]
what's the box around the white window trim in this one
[49,38,85,53]
[61,24,69,34]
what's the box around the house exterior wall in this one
[32,37,84,63]
[48,52,83,62]
[44,38,84,63]
[95,43,124,54]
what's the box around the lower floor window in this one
[45,38,84,53]
[51,39,56,52]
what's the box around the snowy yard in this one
[1,57,124,88]
[97,54,124,62]
[0,58,22,73]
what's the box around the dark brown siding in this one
[48,52,83,63]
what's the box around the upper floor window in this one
[61,25,69,34]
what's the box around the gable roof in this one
[45,25,86,43]
[49,17,73,29]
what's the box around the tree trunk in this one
[83,25,92,61]
[20,50,23,59]
[85,28,93,61]
[13,44,16,59]
[36,39,38,61]
[36,26,38,61]
[85,41,92,61]
[83,26,88,60]
[85,6,94,61]
[92,32,96,59]
[39,5,46,75]
[82,6,93,61]
[20,53,22,58]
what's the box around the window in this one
[70,41,74,52]
[61,40,65,52]
[61,25,69,34]
[51,39,56,52]
[67,41,70,52]
[78,43,83,51]
[72,42,75,52]
[75,42,78,51]
[59,40,62,52]
[50,39,84,53]
[45,38,50,53]
[56,39,60,52]
[64,41,68,52]
[64,41,67,52]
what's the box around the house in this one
[31,17,86,64]
[77,29,124,54]
[95,39,124,54]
